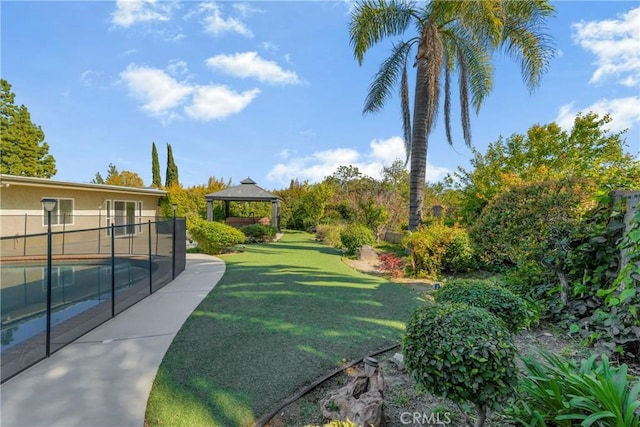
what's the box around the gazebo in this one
[205,177,281,230]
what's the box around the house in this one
[0,174,166,239]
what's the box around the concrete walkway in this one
[1,253,225,427]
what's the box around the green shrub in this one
[502,261,552,299]
[189,220,245,254]
[435,279,529,332]
[315,223,346,249]
[442,228,475,272]
[402,223,474,277]
[339,224,374,255]
[240,224,277,243]
[403,302,518,426]
[504,351,640,427]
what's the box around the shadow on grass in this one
[145,231,421,427]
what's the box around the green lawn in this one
[145,231,420,427]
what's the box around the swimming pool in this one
[1,259,151,351]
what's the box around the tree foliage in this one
[93,163,145,187]
[455,113,640,222]
[151,142,162,188]
[0,79,56,177]
[165,143,179,187]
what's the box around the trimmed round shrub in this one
[435,279,529,332]
[339,224,374,255]
[403,302,518,419]
[240,224,277,243]
[189,220,245,254]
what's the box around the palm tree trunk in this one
[408,60,430,230]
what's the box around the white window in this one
[43,198,74,226]
[113,200,139,237]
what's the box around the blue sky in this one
[2,1,639,189]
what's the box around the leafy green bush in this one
[504,351,640,427]
[442,228,475,272]
[435,279,529,332]
[189,220,245,254]
[315,223,346,249]
[403,302,518,426]
[339,224,374,255]
[469,179,596,303]
[402,223,474,277]
[240,224,277,243]
[501,261,552,299]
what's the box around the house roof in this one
[0,174,167,196]
[205,177,280,202]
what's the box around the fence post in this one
[172,216,176,280]
[111,223,115,317]
[148,220,153,294]
[45,212,53,357]
[62,214,66,255]
[23,213,27,256]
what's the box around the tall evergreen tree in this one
[1,79,56,177]
[151,142,162,188]
[165,143,179,187]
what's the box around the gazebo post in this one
[206,200,213,221]
[271,201,278,229]
[224,201,230,219]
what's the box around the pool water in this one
[1,260,149,350]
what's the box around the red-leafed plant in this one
[379,253,404,278]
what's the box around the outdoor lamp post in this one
[41,198,57,357]
[172,204,177,219]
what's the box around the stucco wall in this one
[0,184,162,237]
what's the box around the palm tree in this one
[350,0,556,230]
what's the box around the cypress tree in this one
[1,79,56,177]
[165,143,179,187]
[151,142,162,188]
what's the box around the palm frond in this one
[457,47,472,147]
[443,56,453,146]
[449,26,494,113]
[350,0,417,64]
[400,63,412,164]
[501,0,557,91]
[364,41,414,113]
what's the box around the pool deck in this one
[0,253,225,427]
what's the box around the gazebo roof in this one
[205,177,280,202]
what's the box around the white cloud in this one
[120,63,193,117]
[194,2,253,38]
[167,59,192,78]
[232,2,264,18]
[111,0,175,28]
[266,136,450,186]
[206,51,301,85]
[185,86,260,120]
[120,62,260,122]
[572,7,640,87]
[555,97,640,132]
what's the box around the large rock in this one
[320,365,384,427]
[357,245,379,264]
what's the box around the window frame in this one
[42,197,74,227]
